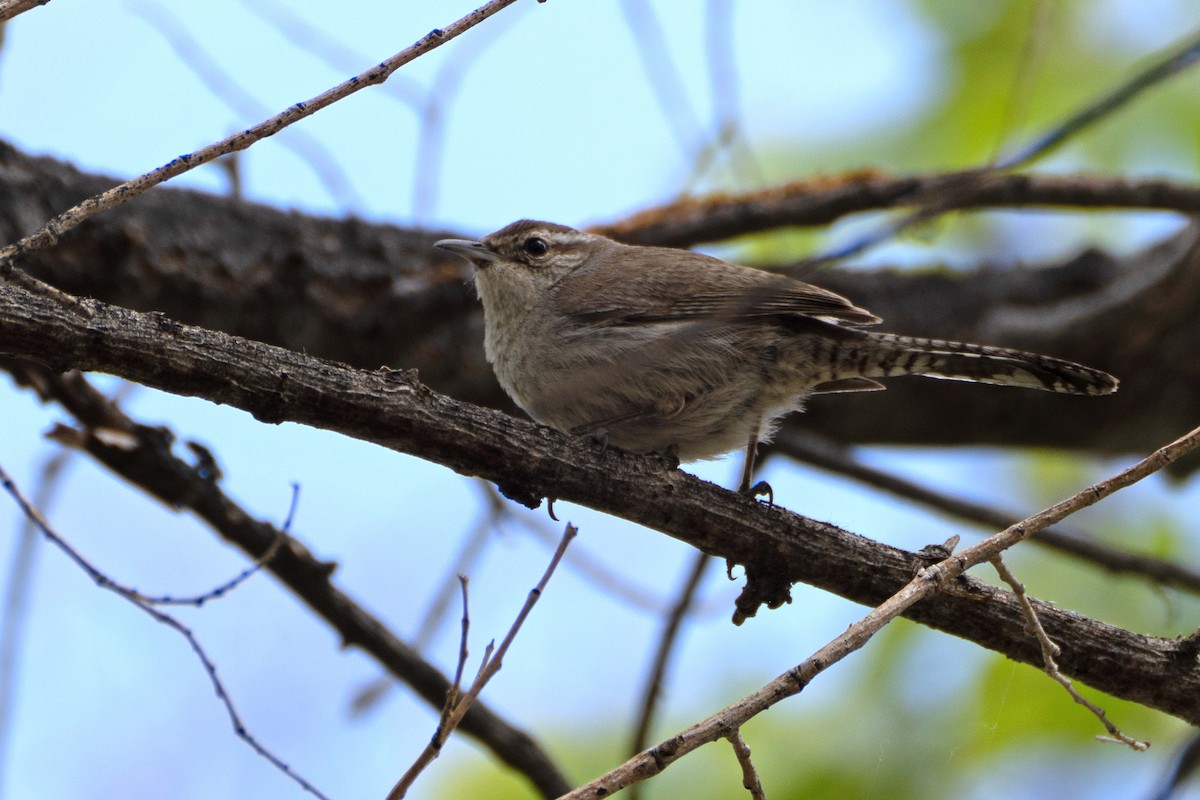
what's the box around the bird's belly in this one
[496,327,793,461]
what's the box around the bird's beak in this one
[434,238,500,268]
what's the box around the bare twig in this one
[0,449,71,793]
[989,0,1054,164]
[998,27,1200,169]
[816,26,1200,264]
[131,3,364,210]
[772,429,1200,595]
[386,525,577,799]
[123,530,286,606]
[727,729,767,800]
[618,0,702,160]
[451,577,470,706]
[3,362,572,798]
[628,551,711,777]
[513,499,668,614]
[562,423,1200,797]
[0,0,523,277]
[414,489,500,652]
[236,0,424,108]
[1150,732,1200,800]
[691,0,762,190]
[991,555,1148,750]
[0,0,49,23]
[0,462,332,800]
[411,7,523,221]
[944,423,1200,568]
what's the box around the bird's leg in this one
[738,433,773,505]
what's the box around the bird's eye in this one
[523,237,549,256]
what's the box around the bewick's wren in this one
[436,220,1117,493]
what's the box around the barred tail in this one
[863,333,1118,396]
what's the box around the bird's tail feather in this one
[862,333,1118,396]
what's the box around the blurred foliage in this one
[739,0,1200,264]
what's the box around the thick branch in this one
[592,171,1200,247]
[2,142,1198,460]
[1,284,1196,723]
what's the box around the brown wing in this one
[553,244,880,326]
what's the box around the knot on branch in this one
[730,557,794,626]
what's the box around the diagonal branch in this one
[1,282,1197,723]
[565,425,1200,796]
[0,463,332,799]
[771,429,1200,594]
[0,0,523,275]
[386,526,575,799]
[4,141,1199,463]
[2,361,572,799]
[0,0,49,23]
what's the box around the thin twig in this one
[989,0,1054,164]
[816,26,1200,265]
[998,27,1200,168]
[131,3,365,210]
[0,0,49,23]
[727,729,767,800]
[513,501,669,614]
[411,6,523,221]
[351,485,504,717]
[4,362,572,798]
[772,429,1200,595]
[42,425,287,607]
[692,0,763,190]
[628,551,711,775]
[451,576,470,707]
[0,0,523,277]
[618,0,702,161]
[386,524,577,800]
[125,531,287,606]
[236,0,424,108]
[0,450,71,794]
[562,423,1200,797]
[946,423,1200,567]
[991,554,1148,750]
[0,463,331,800]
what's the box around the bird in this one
[436,220,1118,495]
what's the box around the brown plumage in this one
[436,220,1117,491]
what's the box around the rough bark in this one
[3,141,1199,464]
[1,283,1197,724]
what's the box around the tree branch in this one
[0,0,50,23]
[772,429,1200,594]
[3,142,1197,461]
[1,362,572,799]
[1,283,1196,723]
[566,422,1200,796]
[592,172,1200,247]
[0,0,522,273]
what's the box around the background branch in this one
[567,425,1200,796]
[0,282,1195,723]
[1,360,572,799]
[2,142,1198,464]
[0,0,522,272]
